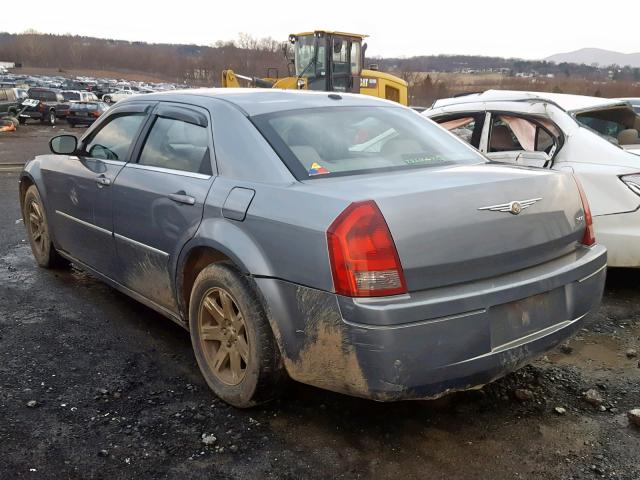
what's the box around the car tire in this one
[23,185,69,269]
[103,96,111,104]
[48,110,56,126]
[189,263,286,408]
[18,117,26,125]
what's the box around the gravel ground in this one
[0,125,639,479]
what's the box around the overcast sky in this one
[2,0,638,59]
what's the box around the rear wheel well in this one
[180,247,234,319]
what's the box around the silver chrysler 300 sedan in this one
[19,89,607,407]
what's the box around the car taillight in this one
[92,111,101,118]
[573,175,595,246]
[327,200,407,297]
[38,102,46,112]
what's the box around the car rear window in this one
[252,106,484,179]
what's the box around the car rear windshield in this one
[252,106,484,179]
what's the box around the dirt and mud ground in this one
[0,125,639,479]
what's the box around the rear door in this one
[111,102,215,313]
[46,103,152,277]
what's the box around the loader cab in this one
[289,31,364,94]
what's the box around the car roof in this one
[132,88,401,116]
[432,89,629,113]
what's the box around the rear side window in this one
[253,106,484,179]
[84,114,146,161]
[489,115,557,154]
[138,117,211,174]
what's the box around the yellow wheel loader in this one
[221,31,408,105]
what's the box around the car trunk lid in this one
[310,164,586,292]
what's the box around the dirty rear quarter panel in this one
[199,176,348,292]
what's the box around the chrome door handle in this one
[168,193,196,205]
[96,175,111,187]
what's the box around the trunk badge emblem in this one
[478,198,542,215]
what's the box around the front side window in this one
[138,116,211,174]
[253,106,484,179]
[438,115,483,148]
[84,113,145,161]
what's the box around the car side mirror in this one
[50,135,78,155]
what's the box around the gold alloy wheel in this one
[198,287,249,385]
[27,199,46,254]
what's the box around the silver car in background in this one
[19,90,606,407]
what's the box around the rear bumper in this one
[256,244,607,401]
[593,210,640,267]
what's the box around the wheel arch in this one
[176,224,274,321]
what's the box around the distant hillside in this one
[1,32,630,85]
[546,48,640,68]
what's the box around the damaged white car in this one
[425,90,640,267]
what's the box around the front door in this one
[47,104,151,277]
[112,103,215,312]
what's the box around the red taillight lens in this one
[573,175,595,246]
[92,111,100,118]
[327,200,407,297]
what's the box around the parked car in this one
[425,90,640,268]
[0,87,20,118]
[66,101,109,127]
[102,89,136,104]
[19,90,606,407]
[92,84,116,99]
[20,88,70,125]
[61,90,99,102]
